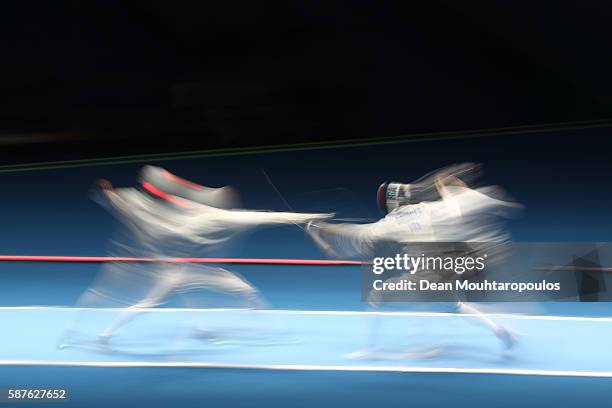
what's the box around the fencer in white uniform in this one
[62,165,332,346]
[307,163,522,350]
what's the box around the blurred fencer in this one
[60,165,332,347]
[307,163,522,352]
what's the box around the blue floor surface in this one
[3,308,611,377]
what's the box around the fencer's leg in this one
[206,267,269,310]
[454,301,516,350]
[243,287,269,310]
[345,296,381,360]
[181,267,268,340]
[62,288,98,333]
[366,301,382,350]
[98,277,177,342]
[57,288,108,348]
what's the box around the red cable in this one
[0,255,366,265]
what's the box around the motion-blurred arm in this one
[306,219,388,258]
[201,207,334,229]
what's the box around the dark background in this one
[2,1,612,163]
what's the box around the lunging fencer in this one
[306,163,522,352]
[60,165,332,347]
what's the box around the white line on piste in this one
[0,360,612,378]
[0,306,611,322]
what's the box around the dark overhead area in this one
[2,2,612,162]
